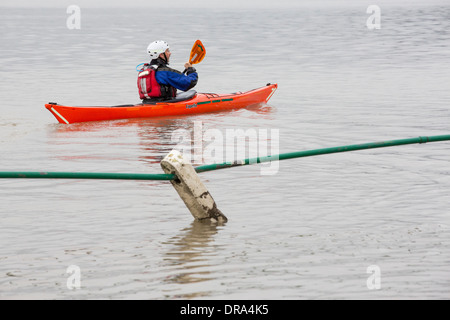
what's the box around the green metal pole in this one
[194,135,450,173]
[1,135,449,180]
[0,171,175,181]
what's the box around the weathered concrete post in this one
[160,150,228,223]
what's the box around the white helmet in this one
[147,40,169,59]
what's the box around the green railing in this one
[0,171,174,180]
[1,135,449,180]
[195,135,450,173]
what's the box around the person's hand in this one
[184,62,192,69]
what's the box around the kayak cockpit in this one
[141,90,197,105]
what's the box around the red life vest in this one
[137,64,162,100]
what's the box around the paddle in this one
[183,40,206,74]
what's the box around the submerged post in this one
[160,150,227,223]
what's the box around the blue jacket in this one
[151,58,198,93]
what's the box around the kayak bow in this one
[46,83,278,124]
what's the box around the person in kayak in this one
[138,40,198,102]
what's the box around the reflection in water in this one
[46,116,189,168]
[135,104,274,167]
[135,117,192,165]
[161,220,225,298]
[47,103,273,168]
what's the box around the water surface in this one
[0,4,449,299]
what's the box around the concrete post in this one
[160,150,228,223]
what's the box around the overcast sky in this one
[1,0,448,8]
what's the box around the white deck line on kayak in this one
[266,87,277,102]
[50,107,70,124]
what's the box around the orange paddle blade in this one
[189,40,206,65]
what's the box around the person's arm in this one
[156,67,198,91]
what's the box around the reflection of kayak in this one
[46,83,278,124]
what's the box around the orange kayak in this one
[46,83,278,124]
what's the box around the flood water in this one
[0,3,449,300]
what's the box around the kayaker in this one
[138,40,198,102]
